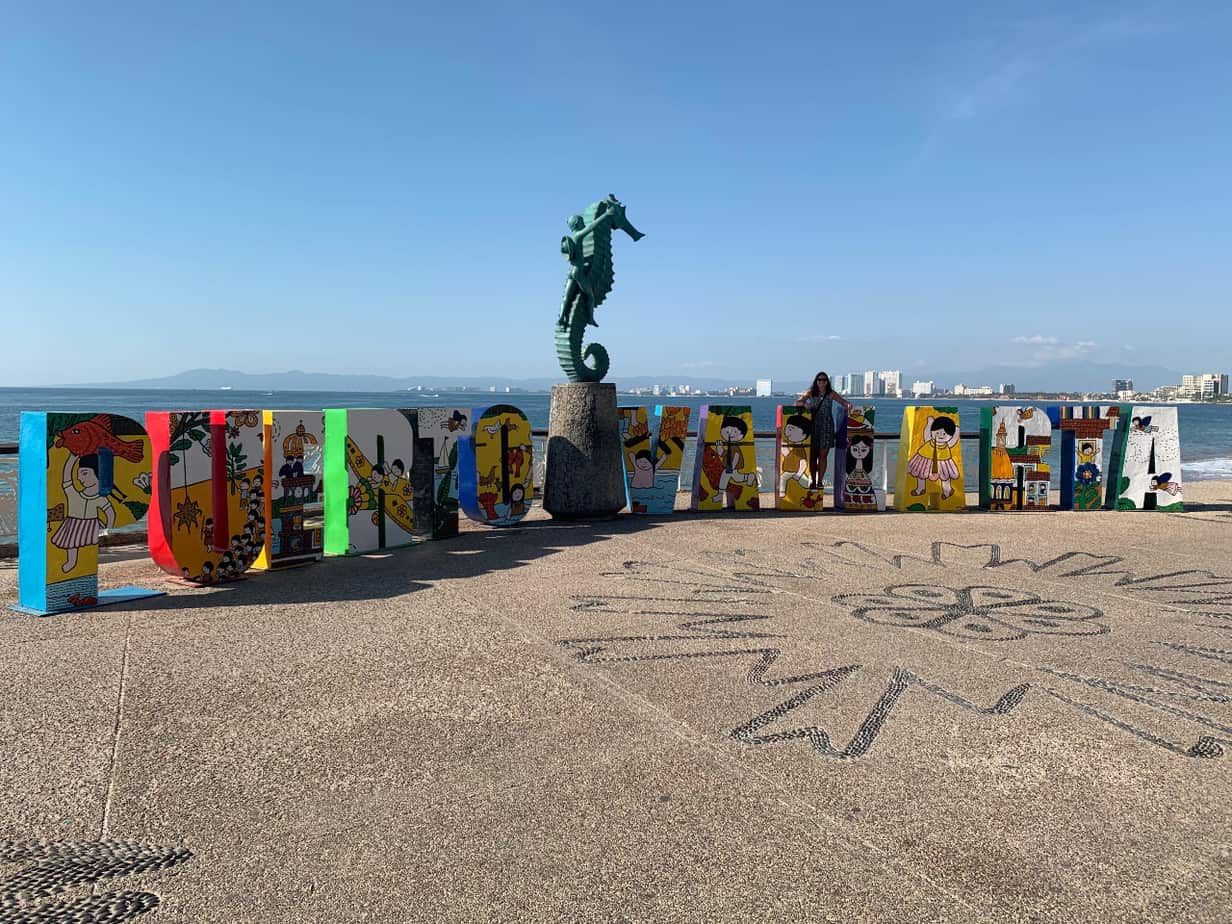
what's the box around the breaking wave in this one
[1182,457,1232,481]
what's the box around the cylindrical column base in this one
[543,382,626,520]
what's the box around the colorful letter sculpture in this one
[1048,405,1119,511]
[147,410,266,583]
[835,405,883,511]
[323,409,417,554]
[691,405,759,511]
[459,405,534,526]
[774,406,825,511]
[256,411,324,569]
[1105,405,1184,511]
[978,407,1052,510]
[618,405,690,515]
[407,407,468,538]
[14,412,162,615]
[895,406,966,512]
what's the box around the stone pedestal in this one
[543,382,626,520]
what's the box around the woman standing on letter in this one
[799,372,851,489]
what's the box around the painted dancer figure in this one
[907,415,960,499]
[779,414,812,493]
[719,416,757,503]
[50,453,115,573]
[798,371,851,489]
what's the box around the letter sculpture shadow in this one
[556,194,644,382]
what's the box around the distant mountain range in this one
[76,368,742,393]
[76,360,1184,394]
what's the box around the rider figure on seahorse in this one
[556,194,643,383]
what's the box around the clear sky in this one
[2,1,1230,387]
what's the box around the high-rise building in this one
[998,383,1015,395]
[879,370,902,398]
[1189,373,1228,399]
[755,379,772,397]
[839,373,863,396]
[911,380,934,397]
[863,370,881,396]
[1113,378,1134,394]
[1177,372,1229,399]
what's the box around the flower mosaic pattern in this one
[832,584,1108,642]
[1076,462,1101,486]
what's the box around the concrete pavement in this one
[2,483,1231,922]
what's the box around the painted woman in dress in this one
[52,453,115,573]
[843,434,876,507]
[798,372,851,489]
[906,415,961,499]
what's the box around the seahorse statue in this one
[556,194,644,382]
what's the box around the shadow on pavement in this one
[98,515,665,613]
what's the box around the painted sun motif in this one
[173,497,202,532]
[832,584,1108,642]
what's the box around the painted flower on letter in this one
[1076,462,1101,485]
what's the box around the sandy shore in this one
[2,480,1231,921]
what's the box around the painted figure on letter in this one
[906,415,960,499]
[51,452,115,573]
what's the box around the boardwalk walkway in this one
[3,484,1231,922]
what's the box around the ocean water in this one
[3,387,1232,541]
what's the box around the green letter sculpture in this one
[556,194,644,382]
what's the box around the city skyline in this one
[31,360,1232,401]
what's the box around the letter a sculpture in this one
[556,194,644,382]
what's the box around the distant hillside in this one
[76,359,1187,395]
[74,368,754,393]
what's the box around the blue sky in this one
[2,1,1230,387]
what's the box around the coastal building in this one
[863,370,881,396]
[954,384,994,397]
[998,383,1016,395]
[755,379,772,397]
[840,373,863,396]
[1113,378,1134,394]
[879,370,902,398]
[1181,373,1228,399]
[911,380,934,397]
